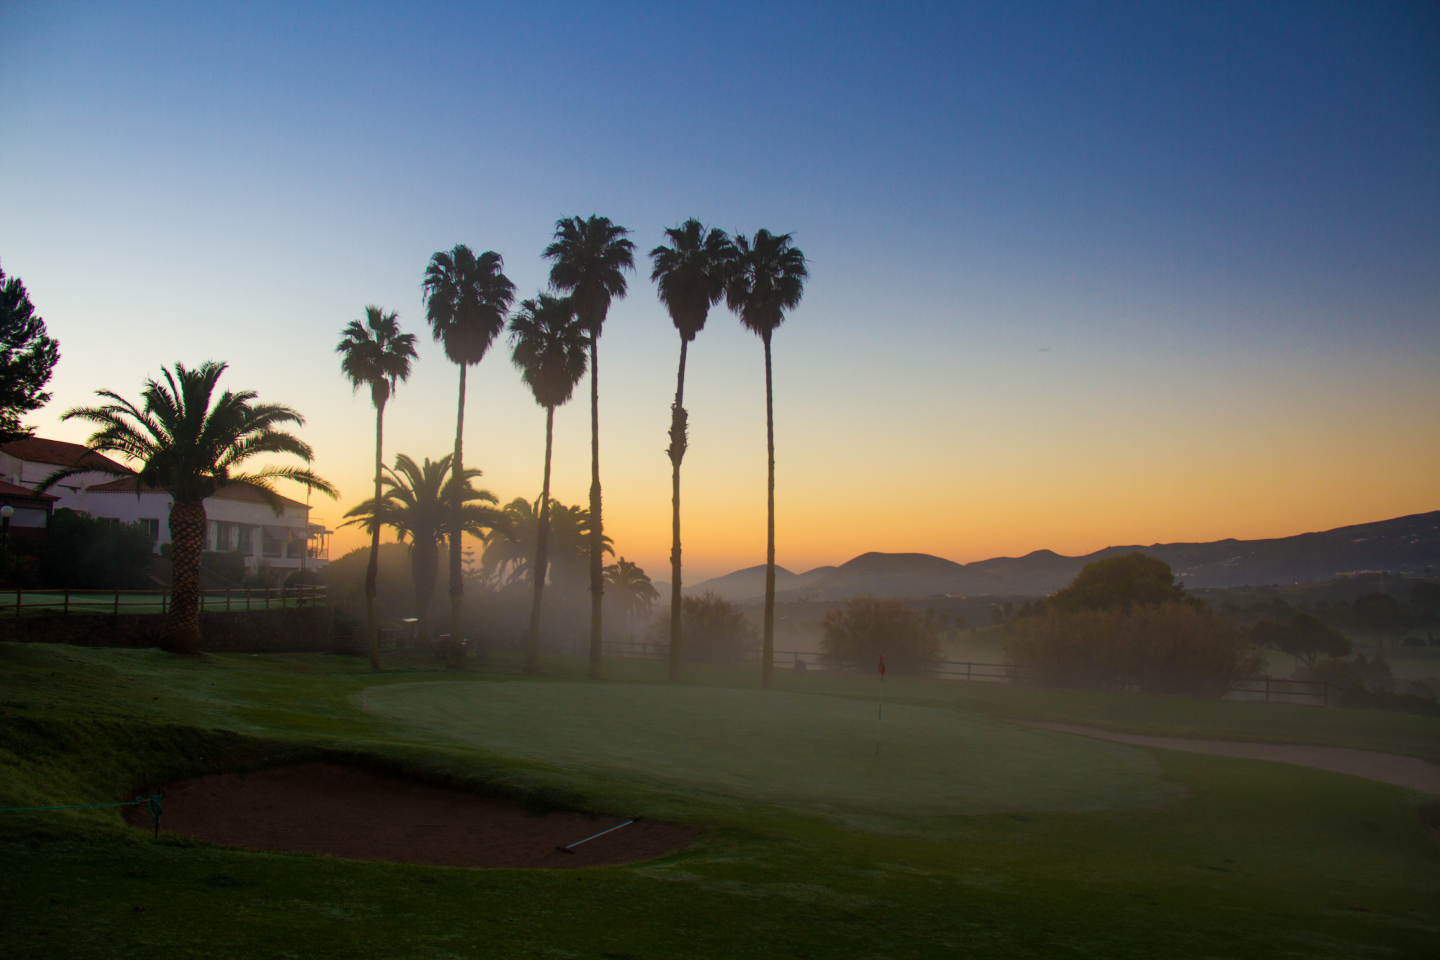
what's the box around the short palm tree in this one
[726,230,808,688]
[342,453,508,649]
[422,245,515,668]
[481,497,610,593]
[543,215,635,680]
[42,362,336,654]
[604,557,659,639]
[649,220,735,681]
[509,293,588,673]
[336,306,418,670]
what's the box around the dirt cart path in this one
[1028,723,1440,794]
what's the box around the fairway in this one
[359,680,1184,826]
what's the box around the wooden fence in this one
[2,585,328,617]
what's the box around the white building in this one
[0,436,330,572]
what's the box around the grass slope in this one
[2,642,1438,959]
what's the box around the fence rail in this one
[553,639,1339,706]
[2,585,328,617]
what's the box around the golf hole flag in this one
[878,655,886,676]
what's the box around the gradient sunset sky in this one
[2,1,1436,583]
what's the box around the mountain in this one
[700,511,1440,601]
[684,564,836,602]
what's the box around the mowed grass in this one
[360,681,1182,829]
[2,642,1439,959]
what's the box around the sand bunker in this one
[1030,723,1440,794]
[124,762,695,868]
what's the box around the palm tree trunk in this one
[588,335,604,680]
[365,397,385,670]
[668,338,689,683]
[448,363,467,670]
[762,332,776,689]
[525,407,556,674]
[413,536,438,651]
[161,498,207,655]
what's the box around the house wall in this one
[0,453,114,501]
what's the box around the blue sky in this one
[2,1,1436,579]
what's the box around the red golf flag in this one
[878,655,886,676]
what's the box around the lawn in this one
[2,642,1438,959]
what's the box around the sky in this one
[2,1,1437,583]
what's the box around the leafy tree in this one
[423,245,516,668]
[43,362,335,653]
[1411,581,1440,619]
[649,220,736,681]
[34,509,154,589]
[725,229,808,687]
[342,453,508,649]
[1050,553,1190,613]
[821,597,939,676]
[0,261,60,442]
[604,557,659,636]
[543,215,635,680]
[647,592,758,665]
[336,305,418,669]
[1352,591,1411,637]
[508,293,588,673]
[1249,611,1351,669]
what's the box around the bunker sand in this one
[1031,723,1440,794]
[125,762,695,868]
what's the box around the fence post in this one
[114,589,120,615]
[63,588,69,614]
[967,661,972,682]
[13,589,19,617]
[162,589,167,614]
[226,587,231,612]
[1264,678,1270,703]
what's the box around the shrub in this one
[1003,602,1260,697]
[820,597,940,676]
[1299,656,1365,690]
[1337,687,1440,719]
[35,508,154,589]
[646,592,757,664]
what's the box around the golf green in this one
[359,681,1184,826]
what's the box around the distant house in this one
[0,436,330,572]
[0,478,59,539]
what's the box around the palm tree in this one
[481,496,610,594]
[336,306,418,670]
[509,293,588,673]
[342,453,508,650]
[604,557,659,639]
[649,220,735,682]
[422,245,515,669]
[726,230,808,688]
[42,362,336,654]
[543,215,635,680]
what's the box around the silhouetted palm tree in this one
[726,230,808,688]
[43,362,336,654]
[649,220,736,682]
[337,306,418,670]
[543,215,635,679]
[509,293,589,673]
[342,453,508,650]
[481,497,610,593]
[604,557,659,639]
[422,245,515,668]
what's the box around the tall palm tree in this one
[336,306,418,670]
[543,215,635,680]
[422,245,515,669]
[41,362,336,654]
[725,230,808,688]
[342,453,508,649]
[509,293,589,673]
[604,557,659,639]
[649,220,736,682]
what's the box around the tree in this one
[0,261,60,442]
[1352,591,1411,638]
[43,362,335,653]
[1249,611,1351,669]
[543,215,635,680]
[422,245,515,668]
[1411,581,1440,619]
[336,306,418,670]
[649,220,736,682]
[481,496,610,593]
[1049,553,1190,613]
[646,592,757,665]
[342,453,508,649]
[508,293,588,673]
[821,597,940,676]
[604,557,659,636]
[725,229,807,688]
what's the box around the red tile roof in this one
[0,479,59,501]
[85,478,306,510]
[0,437,128,473]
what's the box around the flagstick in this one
[876,665,884,756]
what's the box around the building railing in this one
[2,585,328,616]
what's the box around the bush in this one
[1003,602,1260,697]
[1337,687,1440,719]
[646,592,757,664]
[34,508,154,589]
[1299,657,1365,689]
[820,597,940,676]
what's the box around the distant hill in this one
[699,511,1440,601]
